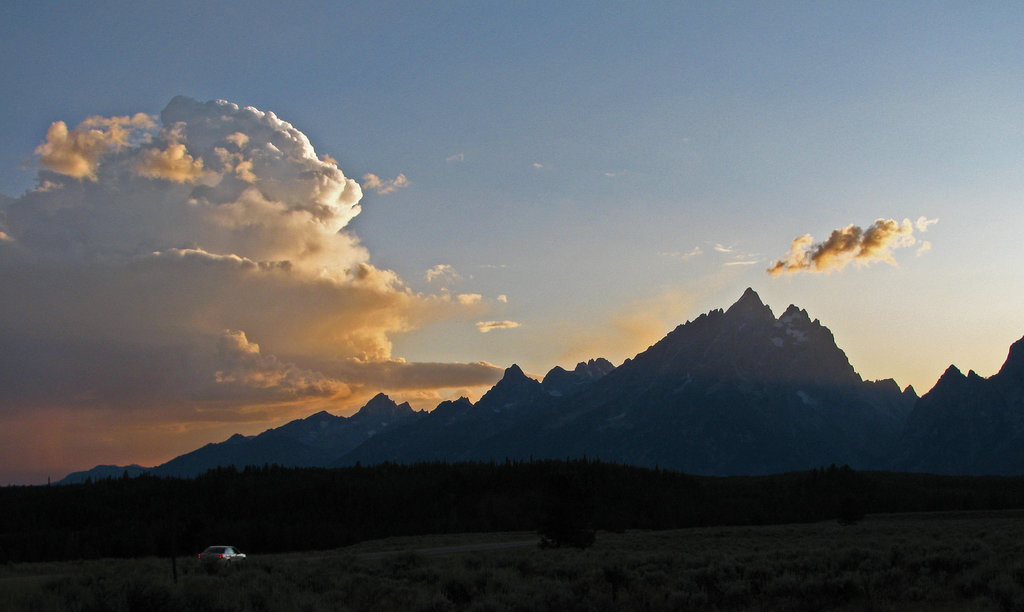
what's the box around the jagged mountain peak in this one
[780,304,810,323]
[929,364,983,388]
[724,287,774,323]
[352,393,414,422]
[503,364,527,379]
[357,392,397,411]
[431,396,474,420]
[488,364,538,391]
[866,378,902,395]
[920,365,968,400]
[542,357,615,397]
[737,286,762,303]
[477,364,543,410]
[496,364,539,388]
[938,364,965,383]
[575,357,615,377]
[543,365,569,377]
[624,287,859,387]
[895,336,1024,475]
[995,335,1024,382]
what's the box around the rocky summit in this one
[339,288,916,474]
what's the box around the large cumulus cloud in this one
[0,97,501,437]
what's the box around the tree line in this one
[3,459,1024,563]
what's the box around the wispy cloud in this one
[476,320,520,333]
[662,246,703,260]
[723,260,760,267]
[709,243,762,267]
[767,217,936,277]
[426,264,461,285]
[446,153,465,163]
[915,216,939,232]
[361,172,409,194]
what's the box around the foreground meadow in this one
[4,511,1024,611]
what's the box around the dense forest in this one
[4,460,1024,564]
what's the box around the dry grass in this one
[4,510,1024,611]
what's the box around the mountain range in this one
[60,289,1024,483]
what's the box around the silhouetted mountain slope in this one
[339,289,915,474]
[62,394,422,482]
[893,337,1024,474]
[542,358,615,397]
[513,288,914,474]
[338,365,555,465]
[150,393,421,477]
[59,464,149,484]
[64,289,1024,481]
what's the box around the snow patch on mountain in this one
[786,327,808,343]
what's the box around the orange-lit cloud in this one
[136,142,204,182]
[34,113,156,179]
[213,330,351,398]
[767,217,935,277]
[320,358,502,391]
[0,97,498,481]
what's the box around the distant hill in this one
[59,464,150,484]
[61,288,1024,482]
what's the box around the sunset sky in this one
[2,2,1023,484]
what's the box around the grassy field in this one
[4,510,1024,611]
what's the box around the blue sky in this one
[1,2,1023,483]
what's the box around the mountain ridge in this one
[60,288,1024,482]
